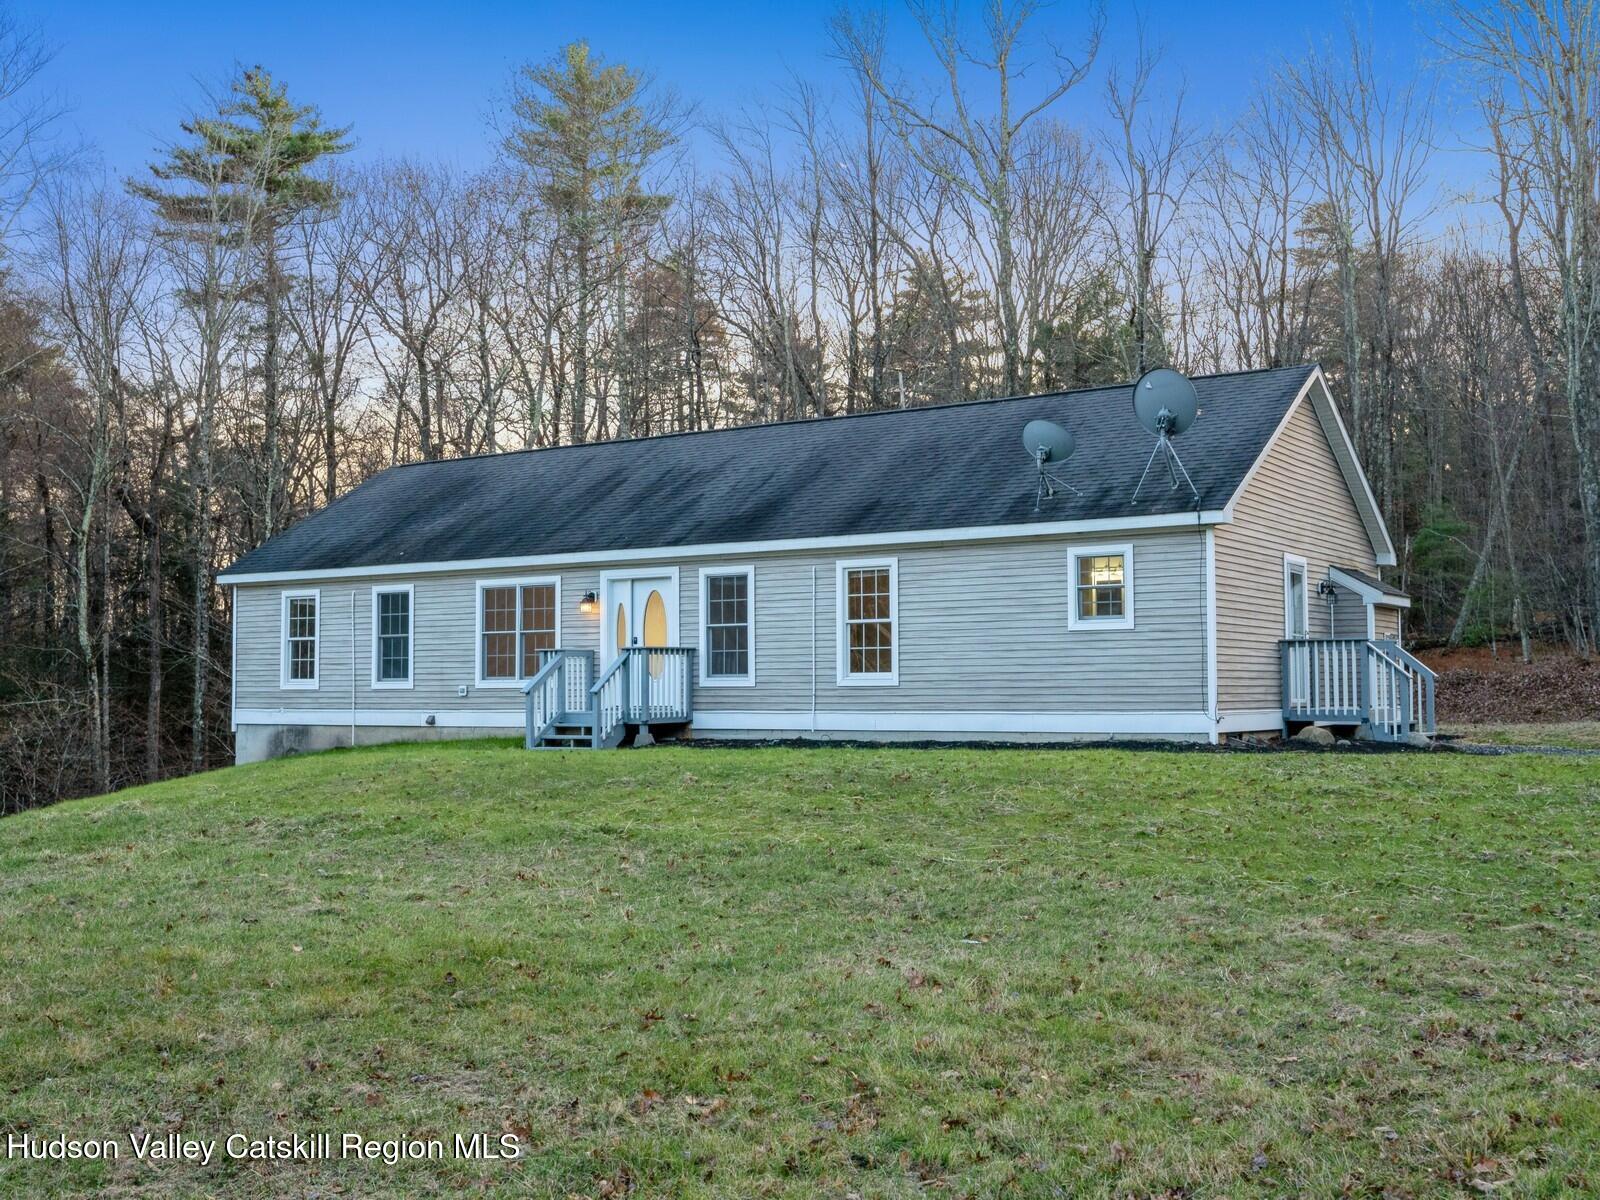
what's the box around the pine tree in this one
[136,68,351,537]
[131,68,349,770]
[504,42,673,443]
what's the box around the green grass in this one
[1444,722,1600,750]
[2,741,1597,1198]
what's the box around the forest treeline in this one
[1,1,1597,809]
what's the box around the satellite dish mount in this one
[1020,418,1081,511]
[1131,368,1201,504]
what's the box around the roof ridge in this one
[388,363,1319,470]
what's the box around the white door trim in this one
[1282,555,1309,639]
[599,567,681,666]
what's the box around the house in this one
[218,363,1432,761]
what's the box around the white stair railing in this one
[521,651,568,748]
[1282,637,1430,742]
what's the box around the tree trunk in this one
[573,235,590,444]
[147,522,163,778]
[262,236,283,536]
[323,384,339,504]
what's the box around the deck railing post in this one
[621,651,632,730]
[1399,658,1412,739]
[1357,641,1371,736]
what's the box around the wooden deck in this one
[1281,637,1436,741]
[524,647,695,749]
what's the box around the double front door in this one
[601,572,682,718]
[604,573,677,664]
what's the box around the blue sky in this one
[24,1,1441,178]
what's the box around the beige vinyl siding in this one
[1331,583,1370,638]
[1373,605,1402,641]
[1313,401,1392,563]
[1214,394,1381,712]
[234,530,1207,722]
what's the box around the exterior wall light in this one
[578,591,599,616]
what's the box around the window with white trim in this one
[372,585,413,687]
[1283,556,1309,639]
[281,590,320,688]
[1066,544,1134,630]
[837,558,898,684]
[700,566,755,685]
[478,579,558,684]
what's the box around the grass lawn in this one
[1443,722,1600,751]
[1,742,1597,1199]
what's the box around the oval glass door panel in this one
[615,602,628,661]
[643,589,667,677]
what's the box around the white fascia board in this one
[1328,566,1411,609]
[216,510,1230,585]
[1218,367,1398,567]
[1307,370,1399,566]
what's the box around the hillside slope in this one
[2,742,1597,1198]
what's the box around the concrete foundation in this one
[685,726,1209,746]
[234,723,519,764]
[237,720,1216,762]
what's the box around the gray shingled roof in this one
[1335,565,1410,600]
[220,365,1318,578]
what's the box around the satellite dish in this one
[1022,419,1075,464]
[1133,368,1199,437]
[1020,418,1081,509]
[1130,368,1201,503]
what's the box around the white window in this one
[1283,555,1309,639]
[476,578,560,687]
[372,584,414,688]
[836,558,898,685]
[1067,543,1134,631]
[699,566,755,686]
[280,589,320,689]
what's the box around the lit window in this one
[1078,555,1124,618]
[837,559,897,684]
[700,567,754,684]
[1067,545,1134,630]
[373,586,413,686]
[282,590,320,688]
[479,580,558,683]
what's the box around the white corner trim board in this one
[1204,528,1218,725]
[217,510,1232,585]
